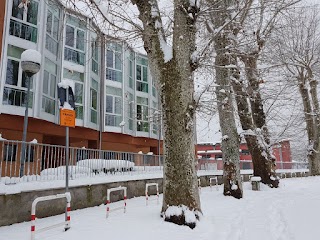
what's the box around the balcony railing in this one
[9,19,37,43]
[64,47,85,65]
[2,87,33,108]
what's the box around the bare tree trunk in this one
[309,77,320,175]
[212,1,243,199]
[132,0,201,228]
[298,73,320,175]
[231,67,279,187]
[237,55,278,186]
[242,56,270,142]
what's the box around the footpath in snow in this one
[0,177,319,240]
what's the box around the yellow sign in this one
[60,109,76,128]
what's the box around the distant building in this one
[196,140,292,170]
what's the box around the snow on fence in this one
[145,183,159,205]
[209,177,218,191]
[31,192,71,240]
[106,186,127,218]
[77,159,135,173]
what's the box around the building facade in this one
[197,140,292,170]
[0,0,162,154]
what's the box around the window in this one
[3,45,34,108]
[64,15,86,65]
[90,79,99,124]
[136,56,148,93]
[45,2,60,56]
[215,154,223,160]
[63,69,84,119]
[201,154,211,159]
[42,59,57,115]
[105,87,122,127]
[137,97,149,132]
[242,162,251,170]
[91,39,99,75]
[106,43,122,82]
[10,0,39,43]
[3,144,17,162]
[241,149,250,155]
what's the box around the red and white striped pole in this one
[31,213,36,240]
[106,199,110,218]
[65,202,71,231]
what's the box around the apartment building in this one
[0,0,162,154]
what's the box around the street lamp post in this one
[19,49,41,178]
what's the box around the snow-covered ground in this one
[1,177,319,240]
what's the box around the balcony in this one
[3,87,33,108]
[64,47,85,66]
[9,19,37,43]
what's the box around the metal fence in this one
[0,139,309,184]
[0,139,163,184]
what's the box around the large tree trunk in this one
[234,55,278,187]
[212,1,243,199]
[242,56,270,143]
[298,73,320,175]
[132,0,201,228]
[231,65,279,188]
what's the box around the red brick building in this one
[197,140,292,170]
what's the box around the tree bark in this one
[231,67,279,187]
[212,0,243,199]
[298,73,320,175]
[132,0,201,228]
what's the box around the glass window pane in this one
[76,30,85,51]
[91,89,97,110]
[50,75,56,97]
[53,16,59,40]
[115,97,122,114]
[27,1,39,25]
[75,106,83,119]
[106,95,113,113]
[106,50,113,68]
[143,66,148,82]
[66,25,74,47]
[43,71,49,94]
[7,45,24,59]
[75,83,83,104]
[136,65,141,80]
[46,10,53,34]
[115,52,122,70]
[11,0,23,20]
[6,59,19,86]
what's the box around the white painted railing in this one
[31,192,71,240]
[145,183,159,205]
[106,186,127,218]
[209,177,219,191]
